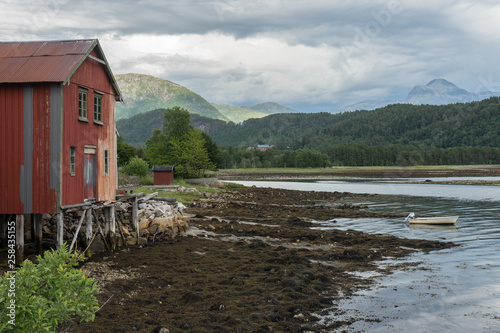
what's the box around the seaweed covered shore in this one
[72,186,455,333]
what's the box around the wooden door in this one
[83,149,97,200]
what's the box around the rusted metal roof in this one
[0,39,122,101]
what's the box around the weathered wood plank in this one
[104,206,116,250]
[85,208,93,256]
[15,215,24,265]
[56,212,64,250]
[69,210,86,252]
[133,197,139,244]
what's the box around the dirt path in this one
[71,187,454,333]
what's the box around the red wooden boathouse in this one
[0,39,122,214]
[0,39,122,259]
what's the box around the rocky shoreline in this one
[71,186,455,333]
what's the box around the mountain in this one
[340,98,401,112]
[211,103,269,123]
[405,78,475,105]
[339,79,500,112]
[115,73,228,121]
[240,102,297,114]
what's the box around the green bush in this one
[139,174,154,185]
[0,244,99,332]
[124,156,150,177]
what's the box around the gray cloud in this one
[1,0,500,111]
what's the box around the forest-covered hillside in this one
[117,97,500,149]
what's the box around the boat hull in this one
[409,216,459,225]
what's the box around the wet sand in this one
[71,187,455,332]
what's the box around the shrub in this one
[124,156,150,176]
[0,244,99,332]
[139,174,154,185]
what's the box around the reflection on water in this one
[229,179,500,332]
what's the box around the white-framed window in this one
[70,146,76,176]
[78,88,88,120]
[94,93,102,123]
[104,149,109,176]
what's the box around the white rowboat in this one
[405,213,459,225]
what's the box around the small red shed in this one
[0,39,123,214]
[152,165,175,185]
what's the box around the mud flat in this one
[72,187,455,333]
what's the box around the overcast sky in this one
[2,0,500,112]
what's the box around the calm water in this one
[230,178,500,332]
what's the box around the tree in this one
[201,131,221,168]
[163,106,193,141]
[117,135,136,166]
[145,129,169,166]
[169,129,215,178]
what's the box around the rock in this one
[154,208,165,217]
[139,218,150,229]
[139,229,149,237]
[126,236,137,246]
[148,225,158,234]
[121,225,131,237]
[138,237,148,245]
[158,328,170,333]
[152,217,174,233]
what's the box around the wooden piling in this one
[104,206,116,250]
[85,208,93,256]
[56,211,64,249]
[69,210,87,252]
[15,215,24,265]
[133,197,139,244]
[33,214,43,254]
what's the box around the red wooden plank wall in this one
[0,85,24,213]
[61,54,117,205]
[32,85,57,213]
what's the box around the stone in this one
[139,218,150,230]
[138,237,148,245]
[139,229,149,237]
[154,208,165,217]
[126,236,137,246]
[151,217,174,233]
[121,225,131,237]
[148,225,158,234]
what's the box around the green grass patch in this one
[131,179,245,205]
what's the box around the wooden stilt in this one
[85,208,93,256]
[133,197,139,244]
[15,215,24,265]
[33,214,43,254]
[0,214,7,249]
[104,206,116,250]
[56,211,64,250]
[92,209,110,251]
[69,210,87,252]
[114,211,127,245]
